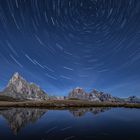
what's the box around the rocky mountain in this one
[68,87,88,100]
[125,96,140,103]
[0,72,48,101]
[68,87,120,102]
[0,72,139,103]
[89,89,121,102]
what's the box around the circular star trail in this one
[0,0,140,96]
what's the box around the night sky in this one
[0,0,140,97]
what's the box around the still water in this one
[0,107,140,140]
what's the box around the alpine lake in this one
[0,107,140,140]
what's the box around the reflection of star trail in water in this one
[0,0,140,97]
[0,108,140,140]
[0,108,47,134]
[0,107,110,134]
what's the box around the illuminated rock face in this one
[68,87,87,100]
[126,96,140,103]
[1,72,48,100]
[90,89,117,102]
[68,87,118,102]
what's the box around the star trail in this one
[0,0,140,97]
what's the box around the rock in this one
[1,72,48,101]
[68,87,118,102]
[68,87,88,100]
[90,89,116,102]
[127,96,140,103]
[88,92,101,102]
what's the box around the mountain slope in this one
[69,87,120,102]
[1,72,48,101]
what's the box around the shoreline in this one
[0,100,140,108]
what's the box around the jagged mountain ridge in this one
[68,87,121,102]
[1,72,48,101]
[0,72,139,103]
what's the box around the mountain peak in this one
[3,72,48,100]
[13,72,20,78]
[8,72,24,86]
[69,87,117,102]
[68,87,87,100]
[12,72,24,80]
[73,87,86,94]
[75,87,83,90]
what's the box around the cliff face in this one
[1,72,48,101]
[125,96,140,103]
[90,89,118,102]
[68,87,118,102]
[68,87,87,100]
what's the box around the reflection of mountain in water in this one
[69,107,111,117]
[0,107,110,134]
[0,108,47,134]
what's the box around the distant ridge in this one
[68,87,120,102]
[68,87,140,103]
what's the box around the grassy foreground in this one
[0,95,19,102]
[0,99,140,108]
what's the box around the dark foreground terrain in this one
[0,99,140,108]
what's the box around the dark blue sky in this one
[0,0,140,97]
